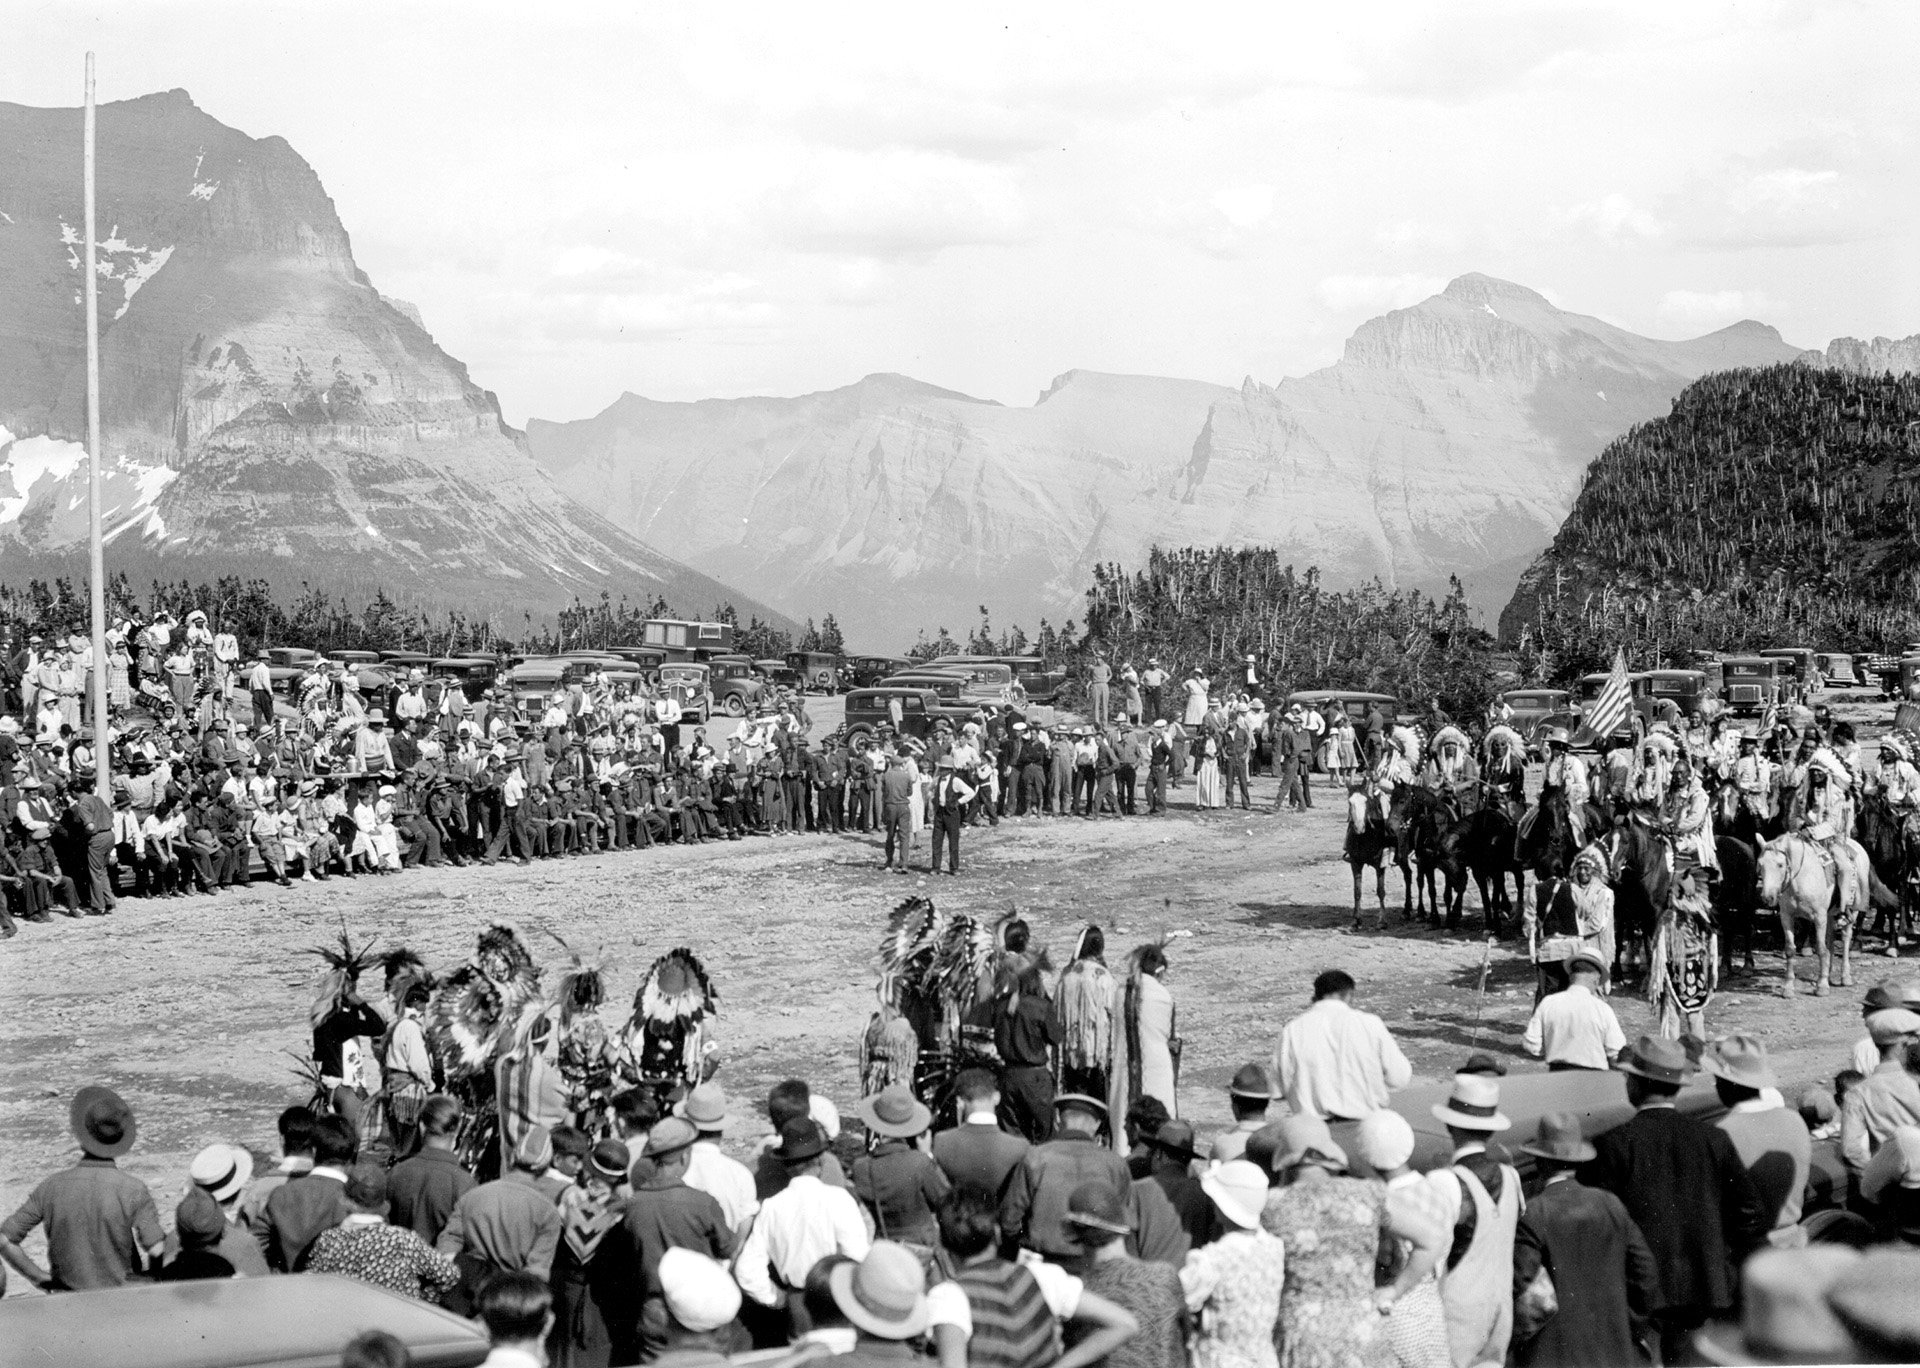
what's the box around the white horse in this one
[1756,833,1868,996]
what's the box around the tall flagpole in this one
[84,53,110,804]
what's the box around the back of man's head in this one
[313,1115,358,1168]
[768,1079,812,1130]
[803,1253,855,1330]
[1312,968,1356,1001]
[278,1106,317,1156]
[478,1270,553,1345]
[419,1095,463,1141]
[612,1087,661,1139]
[953,1069,999,1113]
[936,1184,1001,1259]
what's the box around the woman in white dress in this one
[1196,730,1225,809]
[1114,940,1179,1118]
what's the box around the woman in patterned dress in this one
[1355,1112,1451,1368]
[1180,1160,1287,1368]
[1259,1116,1390,1368]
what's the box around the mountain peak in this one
[1438,273,1556,310]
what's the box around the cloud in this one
[1656,145,1876,250]
[1558,193,1665,242]
[757,149,1027,258]
[1656,288,1782,328]
[1358,3,1624,102]
[1211,184,1276,230]
[1316,273,1448,312]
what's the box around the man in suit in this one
[261,1114,356,1271]
[999,1094,1132,1258]
[1515,1112,1659,1368]
[1587,1035,1768,1363]
[933,1069,1030,1202]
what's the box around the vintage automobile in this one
[845,654,917,689]
[0,1272,490,1368]
[428,656,498,701]
[878,670,972,702]
[707,659,770,717]
[641,617,735,659]
[1760,646,1818,700]
[841,687,977,750]
[755,657,802,689]
[785,649,843,693]
[261,646,326,694]
[1496,689,1569,746]
[1815,651,1859,687]
[925,653,1066,703]
[1641,668,1712,721]
[377,649,435,670]
[1285,689,1404,726]
[507,656,593,707]
[1717,656,1780,715]
[605,645,669,673]
[656,661,715,722]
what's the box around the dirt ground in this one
[0,696,1897,1293]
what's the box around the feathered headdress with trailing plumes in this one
[428,963,507,1078]
[543,930,613,1028]
[305,924,381,1027]
[476,923,539,990]
[381,947,428,989]
[877,896,945,1002]
[636,947,717,1027]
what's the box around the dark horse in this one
[1517,789,1606,882]
[1439,803,1527,936]
[1856,791,1920,955]
[1714,834,1760,973]
[1396,786,1463,923]
[1605,819,1673,989]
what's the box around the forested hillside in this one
[1500,364,1920,680]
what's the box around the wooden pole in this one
[84,54,111,803]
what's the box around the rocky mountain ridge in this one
[0,89,784,623]
[529,274,1804,645]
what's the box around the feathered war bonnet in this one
[305,924,380,1027]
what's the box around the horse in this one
[1438,803,1527,936]
[1605,819,1671,989]
[1344,787,1393,930]
[1756,834,1854,997]
[1517,789,1606,882]
[1713,834,1761,974]
[1386,783,1443,917]
[1399,786,1463,924]
[1855,790,1920,955]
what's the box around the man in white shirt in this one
[1275,969,1412,1122]
[1521,951,1625,1071]
[735,1118,870,1320]
[676,1083,759,1242]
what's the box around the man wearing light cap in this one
[1208,1064,1276,1166]
[437,1123,564,1309]
[1000,1093,1133,1259]
[1841,1007,1920,1171]
[610,1117,737,1359]
[651,1247,744,1366]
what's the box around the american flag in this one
[1574,648,1633,746]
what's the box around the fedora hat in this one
[643,1118,698,1160]
[1062,1180,1133,1237]
[1696,1247,1863,1364]
[1431,1072,1512,1132]
[772,1117,827,1165]
[676,1082,731,1131]
[70,1085,137,1158]
[1564,947,1608,977]
[1702,1034,1778,1092]
[1054,1092,1107,1118]
[1199,1159,1269,1231]
[1824,1248,1920,1362]
[1228,1063,1273,1100]
[1151,1119,1200,1164]
[830,1242,930,1339]
[189,1142,254,1203]
[856,1085,932,1140]
[1518,1111,1597,1165]
[1617,1034,1695,1085]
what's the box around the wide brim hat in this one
[829,1243,929,1339]
[189,1142,254,1202]
[1702,1034,1778,1092]
[772,1117,828,1164]
[1053,1092,1107,1118]
[1564,947,1608,977]
[71,1085,137,1158]
[642,1118,698,1160]
[1200,1160,1269,1230]
[1518,1110,1597,1165]
[1431,1072,1512,1131]
[1229,1063,1274,1100]
[1696,1247,1866,1365]
[676,1082,731,1131]
[857,1085,933,1139]
[1151,1120,1200,1163]
[1618,1034,1696,1085]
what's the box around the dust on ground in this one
[0,704,1894,1284]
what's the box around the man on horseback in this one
[1879,736,1920,831]
[1798,749,1864,918]
[1481,726,1526,818]
[1732,733,1774,829]
[1422,726,1477,818]
[1660,756,1718,878]
[1368,726,1417,826]
[1530,728,1591,849]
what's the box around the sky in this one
[7,1,1917,425]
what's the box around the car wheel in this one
[724,693,746,717]
[847,726,873,753]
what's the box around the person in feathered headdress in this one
[521,933,619,1137]
[425,923,543,1177]
[862,897,941,1096]
[1050,925,1116,1103]
[1422,725,1478,814]
[305,926,387,1129]
[623,947,719,1096]
[1111,937,1180,1124]
[1525,845,1616,1003]
[1481,725,1527,816]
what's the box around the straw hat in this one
[1431,1073,1512,1132]
[829,1242,930,1339]
[856,1085,933,1139]
[1517,1111,1596,1165]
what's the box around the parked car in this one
[1285,690,1404,725]
[508,657,592,707]
[1641,668,1712,720]
[925,653,1066,703]
[261,646,325,694]
[754,657,801,689]
[658,661,715,723]
[1760,647,1818,700]
[3,1272,490,1368]
[841,687,975,750]
[878,671,971,702]
[1717,656,1780,715]
[845,654,916,689]
[706,659,769,717]
[378,650,435,669]
[428,656,498,700]
[785,649,843,693]
[1816,651,1859,686]
[606,645,668,673]
[1497,688,1569,745]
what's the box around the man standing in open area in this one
[0,1087,163,1291]
[1274,968,1412,1124]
